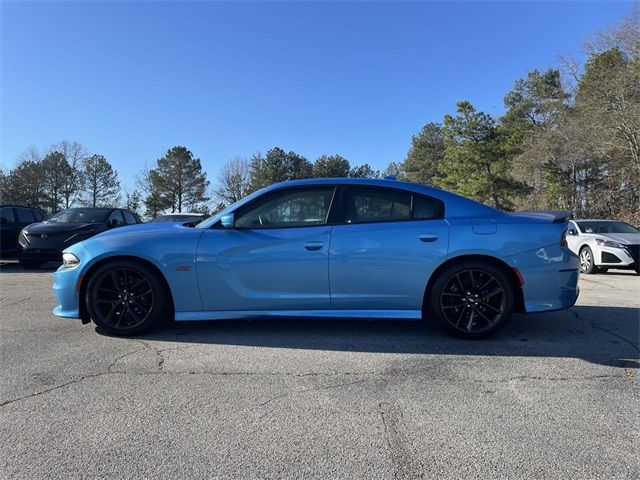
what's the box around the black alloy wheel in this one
[85,261,167,336]
[428,262,514,339]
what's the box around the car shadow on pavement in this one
[139,305,639,369]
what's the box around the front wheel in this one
[427,262,514,339]
[85,260,168,336]
[579,247,596,274]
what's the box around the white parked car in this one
[566,219,640,274]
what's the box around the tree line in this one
[1,8,638,222]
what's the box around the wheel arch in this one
[78,255,175,323]
[422,254,525,314]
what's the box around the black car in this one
[0,205,48,257]
[17,207,142,269]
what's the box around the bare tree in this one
[214,157,251,205]
[52,140,89,208]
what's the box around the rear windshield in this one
[48,209,110,224]
[577,221,640,234]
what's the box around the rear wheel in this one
[427,262,514,339]
[85,260,167,336]
[579,247,596,274]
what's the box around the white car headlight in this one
[595,238,626,249]
[62,252,80,268]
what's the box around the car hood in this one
[599,233,640,244]
[92,222,191,239]
[23,222,106,234]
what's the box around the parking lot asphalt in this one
[0,261,638,479]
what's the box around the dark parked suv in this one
[17,207,142,269]
[0,205,48,257]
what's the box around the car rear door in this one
[329,186,450,311]
[196,186,337,311]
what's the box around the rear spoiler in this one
[513,210,572,223]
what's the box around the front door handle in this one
[304,241,323,251]
[419,234,439,243]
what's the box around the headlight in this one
[19,231,30,246]
[595,238,626,249]
[62,252,80,268]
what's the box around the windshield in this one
[152,215,204,223]
[48,209,110,224]
[577,221,640,234]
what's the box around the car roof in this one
[0,204,45,210]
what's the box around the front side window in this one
[32,209,44,222]
[235,187,335,229]
[343,187,444,224]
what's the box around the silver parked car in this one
[566,219,640,274]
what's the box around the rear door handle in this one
[304,241,323,251]
[419,234,439,243]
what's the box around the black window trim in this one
[223,185,340,230]
[336,185,445,226]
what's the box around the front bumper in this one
[52,244,91,319]
[595,244,638,268]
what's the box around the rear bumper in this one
[505,245,580,313]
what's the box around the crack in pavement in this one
[379,402,425,480]
[0,370,626,408]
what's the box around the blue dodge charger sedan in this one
[53,178,579,338]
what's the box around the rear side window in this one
[0,207,15,224]
[343,187,444,224]
[16,208,35,223]
[345,188,411,224]
[122,210,137,224]
[413,195,444,220]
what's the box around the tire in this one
[85,260,168,336]
[579,246,597,274]
[427,262,514,339]
[19,259,43,270]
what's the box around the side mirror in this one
[108,219,118,228]
[568,229,577,236]
[220,213,235,228]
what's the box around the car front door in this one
[329,186,450,311]
[0,207,18,254]
[196,186,337,311]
